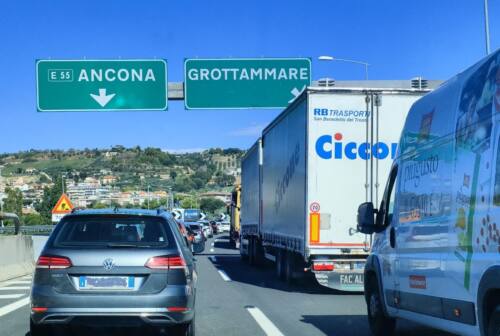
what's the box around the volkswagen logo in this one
[102,258,115,270]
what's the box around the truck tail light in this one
[36,255,72,269]
[312,261,334,272]
[145,255,187,270]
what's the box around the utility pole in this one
[484,0,491,54]
[147,185,150,210]
[0,167,3,228]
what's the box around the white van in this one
[357,49,500,336]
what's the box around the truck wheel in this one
[488,306,500,336]
[252,239,264,267]
[276,249,285,280]
[366,277,396,336]
[285,252,295,284]
[240,238,248,262]
[248,238,255,266]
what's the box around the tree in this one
[169,170,178,181]
[3,188,23,217]
[173,177,195,192]
[35,176,66,223]
[200,197,226,214]
[180,197,197,209]
[90,202,107,209]
[215,173,235,187]
[22,213,46,225]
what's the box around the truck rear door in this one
[307,90,420,251]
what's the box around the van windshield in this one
[53,216,171,248]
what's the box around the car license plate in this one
[339,273,364,287]
[79,276,135,290]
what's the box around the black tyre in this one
[29,320,51,336]
[366,277,396,336]
[240,237,249,262]
[276,249,285,280]
[248,238,255,266]
[284,251,295,284]
[252,238,264,267]
[170,315,195,336]
[488,307,500,336]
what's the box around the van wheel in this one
[488,306,500,336]
[30,320,51,336]
[366,277,396,336]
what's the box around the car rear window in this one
[53,216,172,248]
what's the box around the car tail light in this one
[36,255,72,269]
[145,255,187,270]
[32,307,48,313]
[312,261,334,272]
[167,307,189,312]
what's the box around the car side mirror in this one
[357,202,378,234]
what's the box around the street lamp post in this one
[318,55,370,80]
[484,0,491,55]
[61,173,66,194]
[0,167,3,228]
[147,185,151,210]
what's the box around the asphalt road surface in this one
[0,234,452,336]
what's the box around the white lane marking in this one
[22,276,32,280]
[0,286,30,291]
[209,256,217,262]
[5,281,31,285]
[217,270,231,282]
[0,294,24,299]
[0,297,30,317]
[246,306,285,336]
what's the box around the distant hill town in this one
[0,146,244,224]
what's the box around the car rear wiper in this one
[106,243,153,248]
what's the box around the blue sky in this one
[0,0,499,154]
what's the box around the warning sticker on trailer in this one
[310,202,320,213]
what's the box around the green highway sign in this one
[36,59,167,111]
[184,58,311,109]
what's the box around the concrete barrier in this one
[0,235,35,282]
[31,235,49,261]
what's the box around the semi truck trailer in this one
[240,86,431,291]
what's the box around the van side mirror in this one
[357,202,377,234]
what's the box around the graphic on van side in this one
[315,133,397,160]
[453,52,500,290]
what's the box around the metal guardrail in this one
[0,225,54,235]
